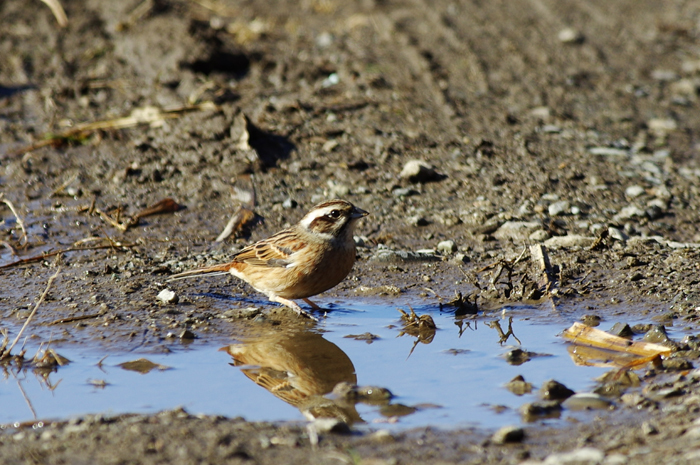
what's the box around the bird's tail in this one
[167,263,234,281]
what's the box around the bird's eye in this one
[328,209,341,219]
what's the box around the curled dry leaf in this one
[563,322,672,368]
[134,198,184,219]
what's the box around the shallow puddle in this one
[1,301,640,429]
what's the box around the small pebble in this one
[650,69,678,81]
[407,215,430,227]
[558,28,584,44]
[615,205,646,220]
[544,235,595,249]
[492,425,525,444]
[179,329,196,340]
[369,429,395,444]
[437,240,457,254]
[589,147,628,157]
[609,322,634,338]
[648,118,677,136]
[493,221,542,242]
[625,185,645,198]
[641,421,658,435]
[540,447,604,465]
[645,205,664,221]
[157,289,178,304]
[607,227,628,242]
[662,358,693,371]
[643,325,670,344]
[548,200,570,216]
[562,393,614,411]
[519,400,562,418]
[399,160,443,183]
[392,187,420,197]
[505,375,533,396]
[540,379,575,401]
[529,230,550,242]
[580,314,601,327]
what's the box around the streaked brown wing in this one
[232,228,305,268]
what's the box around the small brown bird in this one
[168,199,368,319]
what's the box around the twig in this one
[0,241,135,270]
[8,102,219,157]
[216,174,259,242]
[49,313,103,325]
[1,197,29,249]
[51,171,80,197]
[216,206,258,242]
[0,240,18,256]
[93,206,136,232]
[16,378,38,419]
[7,267,61,354]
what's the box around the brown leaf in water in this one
[118,358,171,374]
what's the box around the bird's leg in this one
[269,295,318,321]
[302,298,321,309]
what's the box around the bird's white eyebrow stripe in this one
[300,206,339,228]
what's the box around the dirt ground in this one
[2,0,700,463]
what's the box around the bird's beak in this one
[351,206,369,219]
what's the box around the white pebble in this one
[157,289,178,304]
[437,240,457,254]
[625,185,645,198]
[548,200,570,216]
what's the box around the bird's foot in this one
[270,295,319,321]
[302,298,321,310]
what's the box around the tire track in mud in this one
[372,0,698,136]
[366,11,462,142]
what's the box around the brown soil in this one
[2,0,700,463]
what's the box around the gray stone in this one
[608,227,628,242]
[562,393,614,411]
[544,235,595,249]
[529,230,550,241]
[370,247,441,263]
[548,200,570,216]
[392,187,420,197]
[493,221,542,241]
[615,205,645,220]
[589,147,629,157]
[542,447,604,465]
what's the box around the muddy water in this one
[0,300,629,429]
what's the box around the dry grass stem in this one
[40,0,68,27]
[0,239,135,270]
[7,267,61,354]
[1,196,29,249]
[10,102,219,157]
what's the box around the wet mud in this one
[2,0,700,463]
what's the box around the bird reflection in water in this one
[223,325,366,424]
